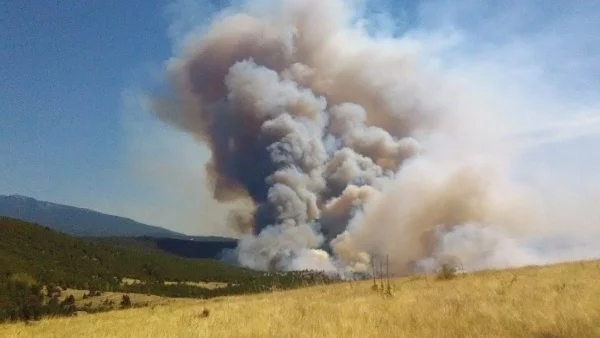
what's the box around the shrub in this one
[45,295,60,316]
[384,284,395,298]
[120,294,132,308]
[61,295,75,306]
[437,263,458,281]
[46,283,61,298]
[59,295,76,315]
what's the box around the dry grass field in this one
[54,288,172,309]
[2,260,600,338]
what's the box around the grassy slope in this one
[42,288,173,310]
[3,260,600,338]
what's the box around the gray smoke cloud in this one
[148,0,600,276]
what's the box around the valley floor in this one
[2,261,600,338]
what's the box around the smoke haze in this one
[133,0,600,275]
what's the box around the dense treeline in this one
[121,271,339,299]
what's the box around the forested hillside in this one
[0,217,255,289]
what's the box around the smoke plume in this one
[149,0,600,276]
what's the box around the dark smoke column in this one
[152,0,427,273]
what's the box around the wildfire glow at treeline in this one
[151,0,600,277]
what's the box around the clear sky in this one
[1,1,174,224]
[2,0,600,235]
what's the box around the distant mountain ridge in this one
[0,194,217,238]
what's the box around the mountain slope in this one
[0,194,186,237]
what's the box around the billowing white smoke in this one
[151,0,600,276]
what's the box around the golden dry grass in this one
[3,260,600,338]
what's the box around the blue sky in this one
[2,0,600,235]
[1,2,173,220]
